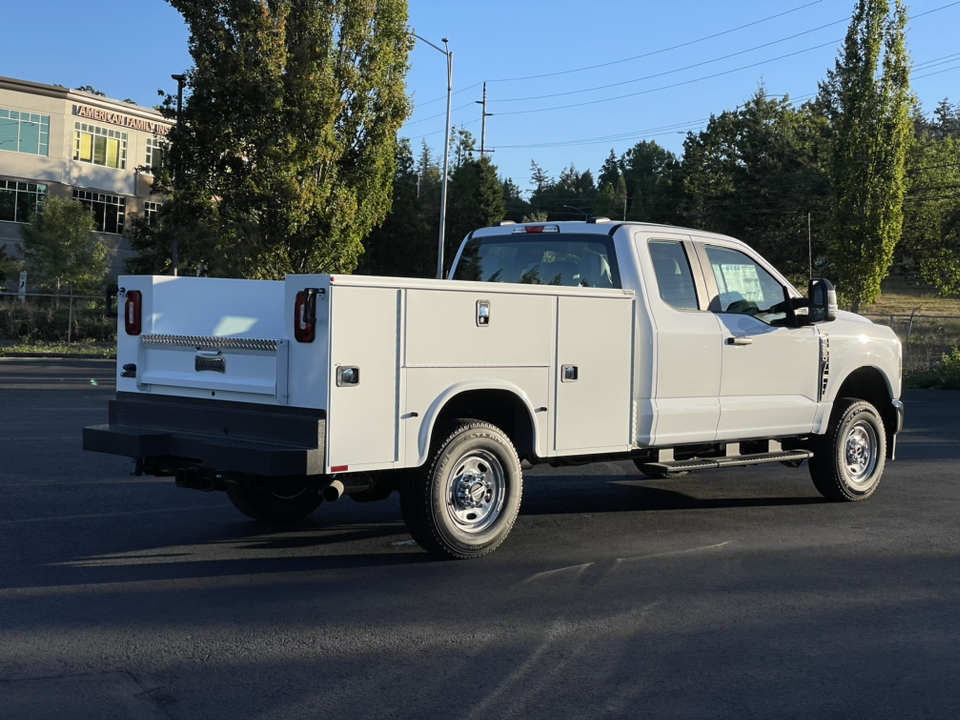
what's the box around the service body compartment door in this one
[555,295,634,453]
[327,285,401,469]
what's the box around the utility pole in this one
[171,73,187,277]
[475,82,493,157]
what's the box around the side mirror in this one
[808,278,837,324]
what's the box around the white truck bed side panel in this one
[554,295,634,452]
[405,367,550,466]
[404,289,553,367]
[284,276,331,411]
[326,285,401,469]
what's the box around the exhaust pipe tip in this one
[322,479,346,503]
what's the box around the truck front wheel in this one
[401,420,522,559]
[809,398,886,501]
[226,483,322,522]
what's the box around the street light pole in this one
[563,205,588,220]
[170,73,186,277]
[410,34,452,279]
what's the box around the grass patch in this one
[861,275,960,316]
[0,339,116,358]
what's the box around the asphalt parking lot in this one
[1,357,959,719]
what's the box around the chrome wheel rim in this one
[844,420,878,487]
[444,450,506,534]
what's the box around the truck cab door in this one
[695,243,820,439]
[643,237,723,445]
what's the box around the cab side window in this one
[649,240,699,310]
[704,245,788,325]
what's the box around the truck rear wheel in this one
[809,398,886,501]
[401,419,522,560]
[226,483,322,522]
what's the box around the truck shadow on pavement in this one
[519,472,827,516]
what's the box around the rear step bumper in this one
[83,392,325,476]
[640,449,813,474]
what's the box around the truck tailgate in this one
[117,276,291,405]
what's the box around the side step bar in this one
[640,449,813,474]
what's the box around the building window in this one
[144,138,166,174]
[144,201,162,225]
[0,108,50,156]
[0,179,47,223]
[73,122,127,169]
[74,189,126,234]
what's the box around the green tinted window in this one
[0,179,46,222]
[0,107,50,155]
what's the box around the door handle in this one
[727,336,753,346]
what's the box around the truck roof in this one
[471,219,743,245]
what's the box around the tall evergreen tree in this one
[819,0,912,310]
[357,139,434,278]
[156,0,411,278]
[446,156,506,272]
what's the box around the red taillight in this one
[124,290,142,335]
[294,290,316,343]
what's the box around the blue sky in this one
[4,0,959,195]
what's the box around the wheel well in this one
[835,365,895,439]
[434,390,536,459]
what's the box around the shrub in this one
[905,346,960,390]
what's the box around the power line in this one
[493,19,847,104]
[493,40,841,117]
[488,0,826,83]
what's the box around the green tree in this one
[357,139,435,278]
[677,88,831,274]
[819,0,912,311]
[529,164,596,220]
[446,156,506,272]
[501,177,531,223]
[157,0,411,279]
[900,119,960,295]
[597,149,623,189]
[0,245,16,288]
[18,197,108,294]
[621,140,679,223]
[594,175,628,221]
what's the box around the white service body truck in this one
[84,221,904,559]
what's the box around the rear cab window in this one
[648,240,700,310]
[453,234,621,289]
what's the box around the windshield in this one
[453,234,620,289]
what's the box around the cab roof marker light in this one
[512,225,561,234]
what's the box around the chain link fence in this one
[863,313,960,371]
[0,290,117,345]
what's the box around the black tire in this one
[809,398,886,501]
[401,419,522,560]
[226,483,322,522]
[632,459,689,479]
